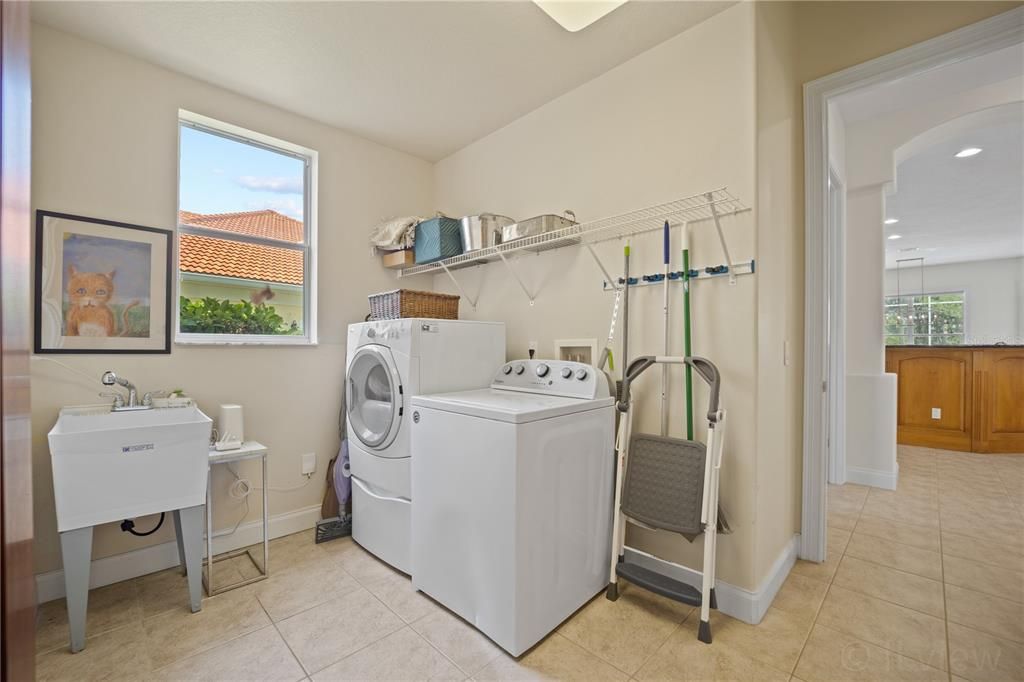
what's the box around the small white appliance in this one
[346,318,505,573]
[410,359,615,656]
[215,403,244,451]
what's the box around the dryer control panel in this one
[491,360,610,399]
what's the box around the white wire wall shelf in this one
[398,187,750,307]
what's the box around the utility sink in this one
[48,405,213,533]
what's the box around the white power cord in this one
[218,462,316,537]
[31,356,102,386]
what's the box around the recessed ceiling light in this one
[884,218,899,225]
[533,0,628,32]
[888,234,902,240]
[955,147,982,158]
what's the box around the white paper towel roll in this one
[218,404,244,445]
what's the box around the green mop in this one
[683,224,694,439]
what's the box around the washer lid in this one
[411,389,614,424]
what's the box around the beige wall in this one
[753,0,803,584]
[795,1,1021,86]
[431,4,762,591]
[30,24,434,575]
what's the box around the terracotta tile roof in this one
[179,232,304,286]
[179,209,303,243]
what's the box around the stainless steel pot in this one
[501,213,577,244]
[459,214,515,251]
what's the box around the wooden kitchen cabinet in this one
[972,347,1024,453]
[886,346,1024,454]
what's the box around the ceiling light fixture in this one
[954,147,982,158]
[533,0,629,32]
[888,234,902,240]
[884,218,899,225]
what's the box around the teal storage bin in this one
[414,217,463,264]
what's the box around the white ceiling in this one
[836,42,1024,124]
[32,1,733,161]
[884,102,1024,269]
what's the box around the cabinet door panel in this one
[887,348,972,451]
[974,350,1024,453]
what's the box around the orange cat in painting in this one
[65,265,139,337]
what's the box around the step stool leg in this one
[59,526,93,653]
[698,619,712,644]
[175,505,205,613]
[699,523,717,644]
[606,582,619,601]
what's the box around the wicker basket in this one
[367,289,460,320]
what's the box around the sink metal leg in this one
[175,505,205,613]
[173,510,186,576]
[59,526,93,653]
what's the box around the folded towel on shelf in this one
[370,215,422,250]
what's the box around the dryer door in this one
[347,344,404,452]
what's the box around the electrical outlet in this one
[528,340,538,352]
[301,452,316,475]
[931,407,942,420]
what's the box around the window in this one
[176,111,317,344]
[884,291,965,346]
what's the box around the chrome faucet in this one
[101,371,151,411]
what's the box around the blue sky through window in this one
[179,125,305,221]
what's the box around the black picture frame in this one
[34,210,173,354]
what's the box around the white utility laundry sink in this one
[48,405,212,533]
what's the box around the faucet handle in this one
[142,390,167,406]
[99,391,125,408]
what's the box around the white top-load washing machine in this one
[346,318,505,573]
[410,359,615,656]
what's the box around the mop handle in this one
[663,220,670,265]
[661,220,670,436]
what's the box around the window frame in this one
[884,289,967,346]
[175,110,318,346]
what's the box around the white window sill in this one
[175,333,317,347]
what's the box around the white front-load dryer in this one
[346,318,505,573]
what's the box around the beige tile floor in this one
[35,446,1024,681]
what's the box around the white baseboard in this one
[847,464,898,491]
[35,504,321,604]
[622,534,799,625]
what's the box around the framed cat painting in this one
[35,211,172,353]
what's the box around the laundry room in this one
[4,2,1021,681]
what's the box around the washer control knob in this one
[514,364,526,375]
[575,368,588,380]
[536,363,549,377]
[560,367,573,379]
[502,365,513,375]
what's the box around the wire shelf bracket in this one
[397,187,750,305]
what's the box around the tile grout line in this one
[258,594,310,681]
[611,605,694,678]
[831,560,947,621]
[811,471,957,676]
[791,489,851,678]
[937,466,953,682]
[407,612,486,680]
[324,546,497,679]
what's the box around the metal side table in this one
[205,441,269,595]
